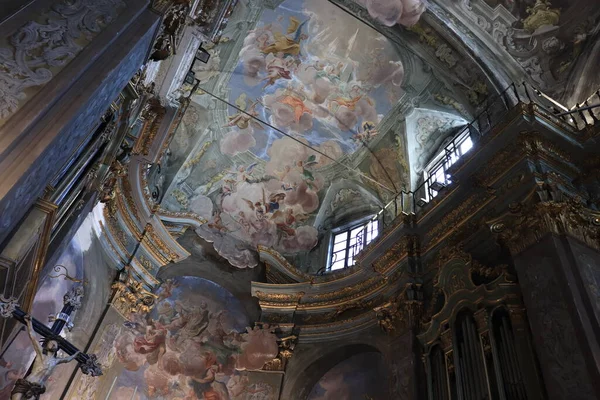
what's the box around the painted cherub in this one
[224,94,264,130]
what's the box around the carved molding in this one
[374,283,423,336]
[418,254,520,346]
[0,0,126,126]
[488,198,600,255]
[133,98,167,157]
[372,235,419,274]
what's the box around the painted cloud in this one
[220,128,257,156]
[356,0,426,27]
[165,0,421,267]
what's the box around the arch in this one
[282,343,387,400]
[156,231,263,322]
[313,179,384,231]
[405,108,468,189]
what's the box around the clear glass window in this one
[425,130,473,200]
[329,219,380,271]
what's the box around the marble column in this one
[511,233,600,399]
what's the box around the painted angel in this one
[242,198,267,221]
[263,55,295,88]
[234,163,258,183]
[271,208,296,237]
[224,94,264,130]
[295,154,318,188]
[157,279,179,303]
[352,121,379,144]
[261,17,309,57]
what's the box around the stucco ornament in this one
[523,0,560,33]
[0,0,125,122]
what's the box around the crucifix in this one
[0,286,102,400]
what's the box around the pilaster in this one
[510,233,600,399]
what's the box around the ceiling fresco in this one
[158,0,485,268]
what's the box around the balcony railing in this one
[384,82,599,221]
[321,82,600,273]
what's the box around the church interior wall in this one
[0,0,599,399]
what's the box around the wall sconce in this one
[184,69,197,85]
[430,181,446,192]
[416,198,428,207]
[195,43,211,64]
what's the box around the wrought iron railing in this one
[320,82,600,274]
[383,82,599,222]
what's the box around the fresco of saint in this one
[112,277,279,400]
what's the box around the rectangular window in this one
[329,219,379,271]
[425,130,473,199]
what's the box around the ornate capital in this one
[111,268,158,317]
[262,334,298,372]
[488,199,600,254]
[374,283,423,335]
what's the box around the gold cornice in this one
[255,268,409,313]
[300,296,383,324]
[115,182,143,241]
[255,291,305,308]
[144,223,179,262]
[472,142,525,188]
[488,197,600,255]
[423,191,495,252]
[519,131,581,177]
[98,221,128,265]
[103,202,131,257]
[258,246,311,282]
[121,177,141,222]
[157,209,208,225]
[132,98,166,157]
[136,162,206,226]
[372,235,419,273]
[530,104,585,142]
[299,314,377,333]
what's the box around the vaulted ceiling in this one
[153,0,600,269]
